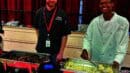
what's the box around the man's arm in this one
[35,28,39,37]
[56,10,71,61]
[114,18,129,65]
[81,20,94,60]
[81,31,91,60]
[56,36,68,61]
[81,33,91,60]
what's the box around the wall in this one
[2,26,84,57]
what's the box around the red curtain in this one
[0,0,8,22]
[0,0,5,9]
[7,0,15,21]
[58,0,80,30]
[0,0,79,30]
[1,0,130,29]
[23,0,32,27]
[15,0,23,24]
[83,0,100,24]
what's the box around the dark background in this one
[0,0,130,31]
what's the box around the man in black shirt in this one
[33,0,71,63]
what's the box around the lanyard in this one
[43,7,57,33]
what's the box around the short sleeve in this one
[32,8,42,29]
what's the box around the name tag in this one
[46,39,51,48]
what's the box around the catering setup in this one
[0,50,130,73]
[0,51,50,73]
[0,26,129,73]
[0,51,115,73]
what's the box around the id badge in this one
[46,39,51,48]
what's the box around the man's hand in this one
[112,61,119,69]
[56,52,63,62]
[80,49,89,60]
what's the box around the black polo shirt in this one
[33,7,71,55]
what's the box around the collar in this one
[100,12,117,22]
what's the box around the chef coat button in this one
[101,53,104,55]
[109,54,112,56]
[109,43,112,46]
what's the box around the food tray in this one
[0,50,50,73]
[0,50,50,63]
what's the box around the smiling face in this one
[99,0,114,14]
[46,0,57,7]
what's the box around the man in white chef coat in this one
[81,0,129,72]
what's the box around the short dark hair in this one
[99,0,115,3]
